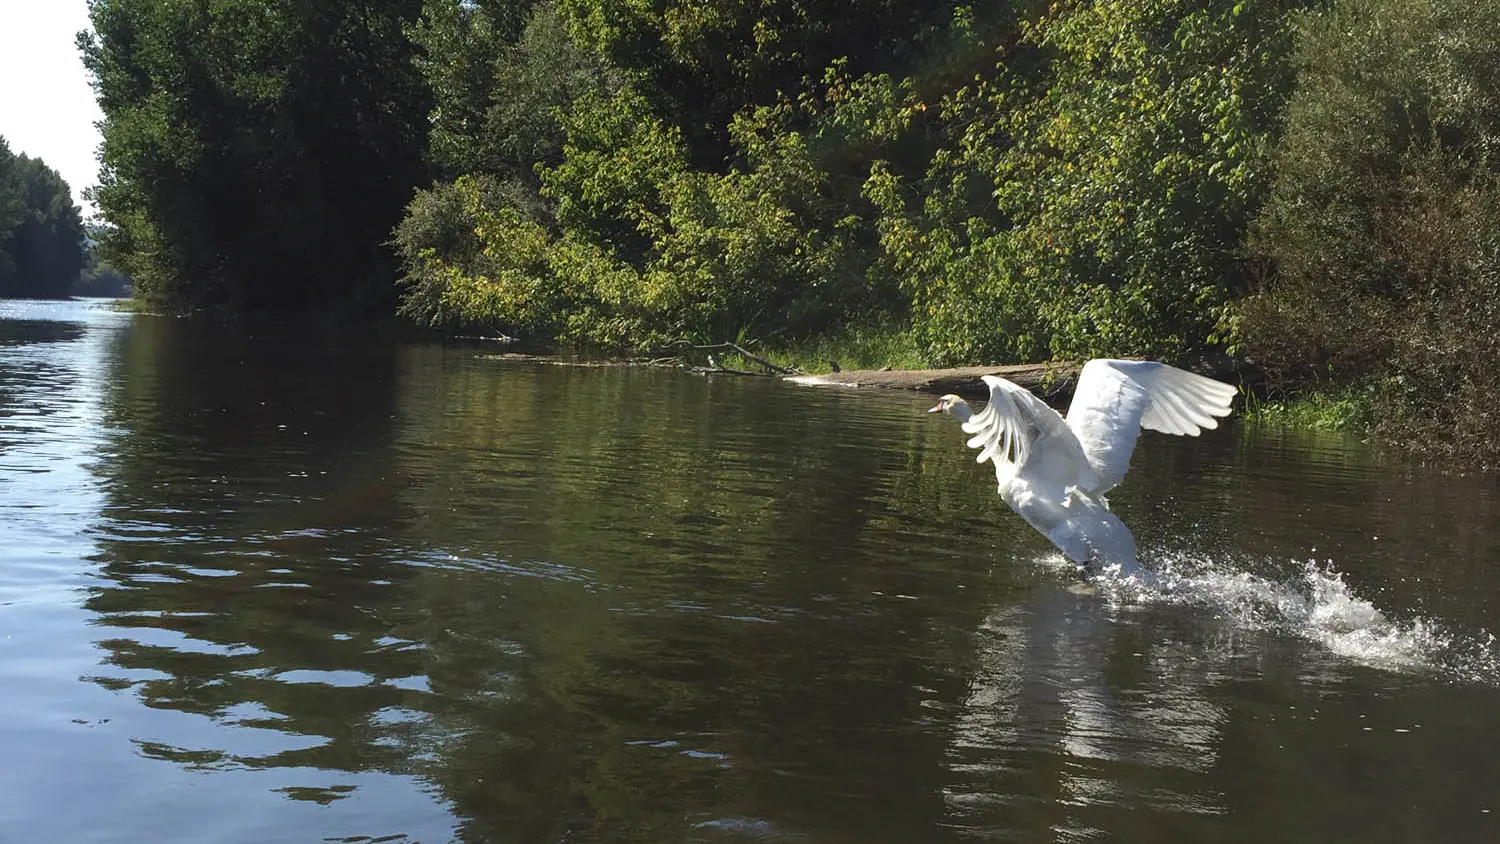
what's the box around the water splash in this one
[1076,552,1500,684]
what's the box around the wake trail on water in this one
[1055,551,1500,685]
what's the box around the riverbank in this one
[481,332,1369,436]
[787,357,1369,435]
[770,344,1373,437]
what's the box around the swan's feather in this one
[1065,359,1236,494]
[961,375,1095,491]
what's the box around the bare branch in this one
[659,341,799,375]
[689,365,771,377]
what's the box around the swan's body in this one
[930,360,1237,577]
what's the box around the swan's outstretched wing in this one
[1065,359,1237,494]
[963,375,1091,489]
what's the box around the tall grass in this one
[1240,385,1375,433]
[724,325,929,374]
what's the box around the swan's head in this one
[927,394,969,417]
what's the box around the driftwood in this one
[454,333,518,344]
[689,364,764,376]
[784,354,1252,400]
[479,343,794,377]
[477,353,634,367]
[479,342,1253,401]
[786,362,1079,399]
[648,340,800,376]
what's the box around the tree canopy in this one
[395,0,1308,360]
[0,138,87,299]
[82,0,430,315]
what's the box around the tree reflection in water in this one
[78,315,1500,843]
[84,323,1001,842]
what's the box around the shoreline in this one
[481,350,1253,406]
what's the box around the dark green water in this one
[3,298,1500,843]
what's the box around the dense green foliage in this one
[82,0,430,314]
[0,138,87,299]
[395,0,1308,359]
[1240,0,1500,460]
[871,0,1304,363]
[80,0,1500,457]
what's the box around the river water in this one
[2,298,1499,843]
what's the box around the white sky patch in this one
[0,1,105,217]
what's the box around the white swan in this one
[929,360,1237,577]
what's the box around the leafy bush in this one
[1240,0,1500,461]
[870,0,1307,365]
[395,175,534,332]
[397,0,1310,361]
[395,86,883,346]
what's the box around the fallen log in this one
[784,354,1253,401]
[785,362,1080,399]
[476,346,1254,402]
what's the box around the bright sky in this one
[0,1,104,218]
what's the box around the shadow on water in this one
[81,326,1011,842]
[86,318,412,694]
[29,303,1500,842]
[82,317,451,823]
[0,318,88,346]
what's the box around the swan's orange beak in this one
[926,402,944,413]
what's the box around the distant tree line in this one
[0,137,87,299]
[76,224,134,298]
[80,0,1500,459]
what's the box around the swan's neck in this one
[950,402,974,425]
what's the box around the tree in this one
[410,0,545,180]
[0,140,86,299]
[393,0,989,345]
[81,0,431,315]
[77,224,135,298]
[869,0,1309,364]
[557,0,974,166]
[0,138,25,287]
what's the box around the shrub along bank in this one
[83,0,1500,460]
